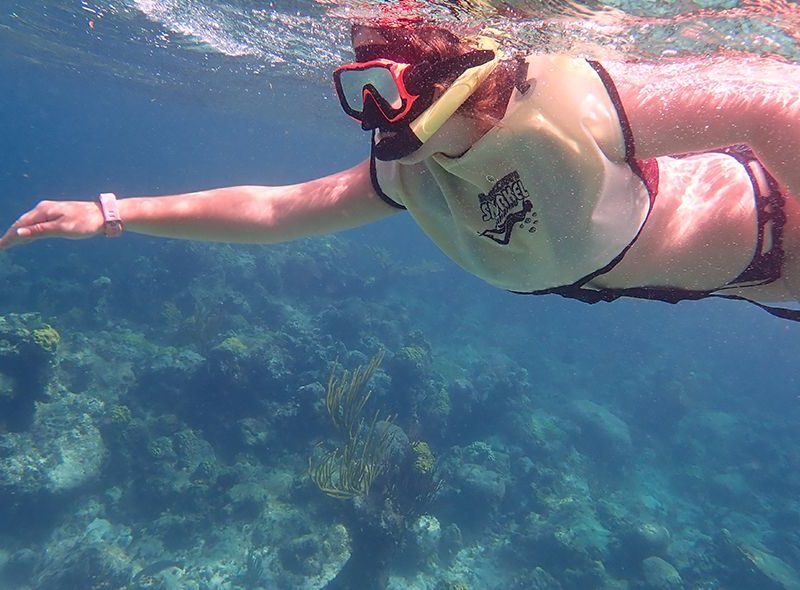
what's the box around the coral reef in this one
[0,392,105,515]
[309,352,394,499]
[642,556,684,590]
[0,213,798,590]
[0,313,60,432]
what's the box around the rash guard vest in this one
[371,55,796,320]
[371,55,654,293]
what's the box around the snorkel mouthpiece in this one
[373,128,423,161]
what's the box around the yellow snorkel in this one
[410,36,502,144]
[371,35,503,161]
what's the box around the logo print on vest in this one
[477,171,538,245]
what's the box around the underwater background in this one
[2,1,800,589]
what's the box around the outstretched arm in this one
[605,58,800,197]
[0,160,397,248]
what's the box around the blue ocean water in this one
[1,2,800,589]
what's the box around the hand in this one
[0,200,105,249]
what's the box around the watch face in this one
[105,219,124,238]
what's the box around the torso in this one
[596,153,758,291]
[373,54,783,300]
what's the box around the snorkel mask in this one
[334,34,502,161]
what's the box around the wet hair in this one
[351,23,513,122]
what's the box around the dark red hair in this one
[351,24,513,122]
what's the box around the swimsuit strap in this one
[520,146,800,322]
[716,145,786,288]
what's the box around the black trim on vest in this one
[513,60,658,297]
[369,132,406,210]
[587,61,636,161]
[530,283,800,322]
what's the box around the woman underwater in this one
[2,22,800,318]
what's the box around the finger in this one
[18,219,67,239]
[0,226,30,250]
[0,221,65,248]
[0,227,18,249]
[0,223,31,249]
[12,202,58,229]
[0,205,58,249]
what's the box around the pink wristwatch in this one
[97,192,124,238]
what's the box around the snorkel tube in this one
[374,36,502,161]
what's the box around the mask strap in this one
[404,49,497,95]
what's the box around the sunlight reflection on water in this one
[1,0,798,109]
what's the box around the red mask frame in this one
[333,58,423,129]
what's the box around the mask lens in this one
[338,65,403,114]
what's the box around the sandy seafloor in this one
[1,2,800,589]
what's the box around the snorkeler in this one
[2,22,800,319]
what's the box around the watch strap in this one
[97,192,124,238]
